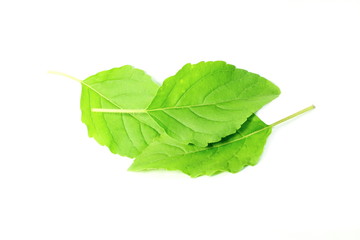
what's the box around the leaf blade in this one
[81,65,163,158]
[147,61,280,146]
[129,115,272,177]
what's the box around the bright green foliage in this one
[129,115,272,177]
[147,61,280,147]
[54,61,312,177]
[80,66,163,158]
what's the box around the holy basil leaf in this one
[81,65,163,158]
[128,114,272,177]
[146,61,280,147]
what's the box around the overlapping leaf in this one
[59,61,312,177]
[95,61,280,146]
[80,65,163,158]
[146,61,280,146]
[129,114,272,177]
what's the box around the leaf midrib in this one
[140,124,271,161]
[83,81,162,133]
[138,105,315,160]
[92,95,278,113]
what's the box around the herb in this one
[51,61,314,177]
[129,106,315,177]
[51,66,163,158]
[94,61,280,147]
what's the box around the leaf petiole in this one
[49,70,314,141]
[92,108,147,113]
[270,105,315,127]
[211,105,315,148]
[48,71,82,83]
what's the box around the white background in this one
[0,0,359,239]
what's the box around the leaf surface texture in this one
[129,115,272,177]
[80,66,163,158]
[147,61,280,146]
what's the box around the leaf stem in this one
[269,105,315,127]
[49,69,315,125]
[48,71,82,83]
[210,105,315,148]
[49,71,130,110]
[92,108,147,113]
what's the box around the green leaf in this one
[146,61,280,146]
[80,65,163,158]
[128,105,315,177]
[128,114,272,177]
[92,61,280,146]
